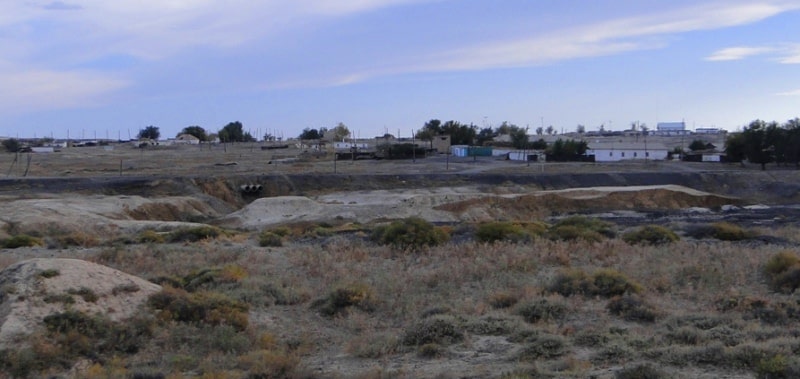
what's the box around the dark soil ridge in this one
[0,170,798,206]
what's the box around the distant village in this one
[1,121,729,164]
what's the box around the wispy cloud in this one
[43,1,83,11]
[705,46,776,61]
[706,43,800,63]
[332,1,800,83]
[776,89,800,96]
[0,64,129,112]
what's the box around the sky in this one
[1,0,800,140]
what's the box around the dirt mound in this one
[438,185,741,220]
[0,258,161,348]
[0,194,223,236]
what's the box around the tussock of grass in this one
[549,268,642,297]
[314,282,376,317]
[622,225,679,245]
[371,217,449,251]
[402,316,463,346]
[1,234,44,249]
[548,216,615,242]
[763,252,800,294]
[475,221,546,243]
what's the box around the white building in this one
[587,142,669,162]
[655,122,689,136]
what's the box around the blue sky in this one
[2,0,800,140]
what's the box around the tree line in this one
[725,119,800,170]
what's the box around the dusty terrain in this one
[1,144,799,378]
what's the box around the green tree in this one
[299,128,322,140]
[330,122,350,141]
[218,121,254,143]
[415,119,442,141]
[576,124,586,134]
[783,118,800,167]
[530,138,548,150]
[688,139,707,151]
[509,127,529,149]
[179,126,207,142]
[724,133,746,163]
[2,138,21,152]
[137,126,160,140]
[476,127,495,145]
[441,120,476,145]
[546,139,588,161]
[741,120,774,170]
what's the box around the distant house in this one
[587,142,669,162]
[655,122,689,136]
[430,135,451,154]
[175,134,201,145]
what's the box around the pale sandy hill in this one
[0,258,161,348]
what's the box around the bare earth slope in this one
[0,258,161,348]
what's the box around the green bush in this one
[371,217,449,251]
[138,230,166,244]
[710,222,751,241]
[516,298,567,323]
[607,295,658,322]
[517,334,567,360]
[763,252,800,293]
[402,316,463,346]
[315,282,376,317]
[549,268,642,297]
[615,363,669,379]
[258,231,283,247]
[475,222,527,243]
[622,225,679,245]
[1,234,44,249]
[167,225,229,243]
[67,287,99,303]
[686,222,752,241]
[548,216,615,242]
[147,287,249,331]
[38,269,60,278]
[592,269,643,297]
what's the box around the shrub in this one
[237,349,300,378]
[371,217,449,251]
[475,222,527,243]
[622,225,679,245]
[518,334,567,360]
[258,231,283,247]
[516,298,567,323]
[2,234,44,248]
[756,354,788,379]
[685,222,752,241]
[549,268,641,297]
[316,282,376,317]
[38,269,60,278]
[607,295,658,322]
[417,343,445,358]
[548,216,615,242]
[67,287,99,303]
[710,222,751,241]
[167,225,229,243]
[615,363,669,379]
[148,287,249,331]
[402,316,463,346]
[763,252,800,293]
[487,291,519,309]
[137,230,165,244]
[55,232,100,248]
[592,269,643,297]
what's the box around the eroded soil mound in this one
[0,258,161,348]
[218,185,741,229]
[0,194,224,237]
[438,185,742,220]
